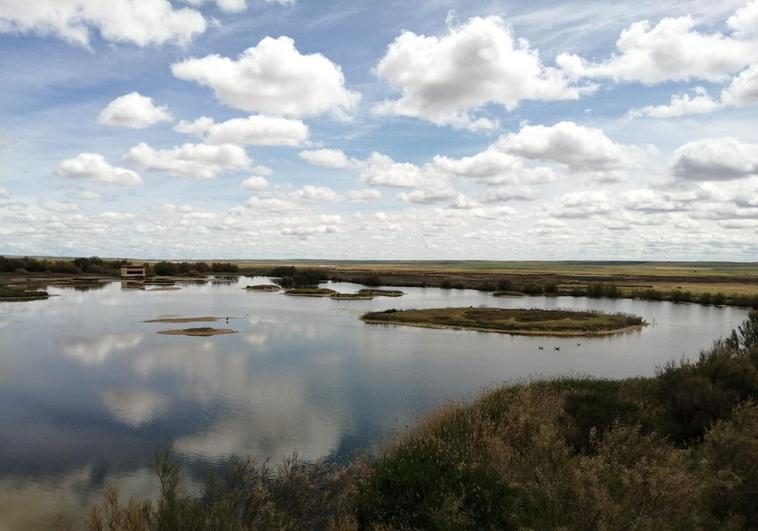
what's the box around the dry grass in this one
[362,307,645,336]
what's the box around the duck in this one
[554,346,560,351]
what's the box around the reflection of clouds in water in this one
[62,333,143,366]
[247,315,318,340]
[0,466,160,531]
[102,389,170,427]
[129,342,342,463]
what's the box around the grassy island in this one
[361,307,645,336]
[357,288,404,297]
[0,285,49,301]
[284,288,337,297]
[245,284,281,292]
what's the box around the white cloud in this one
[171,36,360,118]
[290,185,341,202]
[496,121,640,174]
[0,0,206,47]
[175,115,308,146]
[207,115,308,146]
[173,116,215,136]
[558,13,757,84]
[97,211,137,221]
[125,142,250,179]
[241,176,269,190]
[38,200,78,213]
[628,87,722,119]
[0,187,8,198]
[554,191,613,218]
[98,92,172,129]
[432,148,555,185]
[181,0,247,13]
[299,149,353,169]
[359,152,440,189]
[347,189,382,202]
[374,15,593,130]
[245,196,299,211]
[55,153,143,186]
[672,137,758,181]
[721,64,758,106]
[727,0,758,39]
[398,188,457,204]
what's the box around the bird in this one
[538,346,543,350]
[554,346,560,351]
[576,343,581,347]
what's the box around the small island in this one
[284,288,337,297]
[357,289,404,297]
[245,284,281,292]
[361,307,646,336]
[0,285,49,302]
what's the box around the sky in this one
[1,0,757,260]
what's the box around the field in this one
[362,307,645,336]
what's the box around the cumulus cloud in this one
[627,87,722,119]
[38,199,78,213]
[55,153,143,186]
[0,0,206,47]
[347,189,382,202]
[496,121,642,174]
[727,0,758,39]
[373,15,593,131]
[174,115,308,146]
[241,176,269,190]
[171,36,360,118]
[398,188,457,204]
[721,64,758,107]
[629,66,758,119]
[299,149,353,169]
[98,92,172,129]
[290,185,341,202]
[554,191,613,218]
[180,0,247,12]
[432,149,554,185]
[125,142,250,179]
[173,116,215,136]
[672,137,758,181]
[359,152,440,189]
[558,12,758,85]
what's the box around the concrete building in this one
[120,265,145,278]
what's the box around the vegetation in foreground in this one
[362,307,645,335]
[80,312,758,531]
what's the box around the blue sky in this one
[1,0,757,260]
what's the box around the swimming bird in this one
[554,346,560,351]
[538,346,543,350]
[576,343,581,347]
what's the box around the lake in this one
[0,277,749,529]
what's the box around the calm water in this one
[0,277,749,529]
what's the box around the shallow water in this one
[0,277,749,529]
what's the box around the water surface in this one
[0,277,748,529]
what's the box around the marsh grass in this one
[81,311,758,530]
[362,307,645,335]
